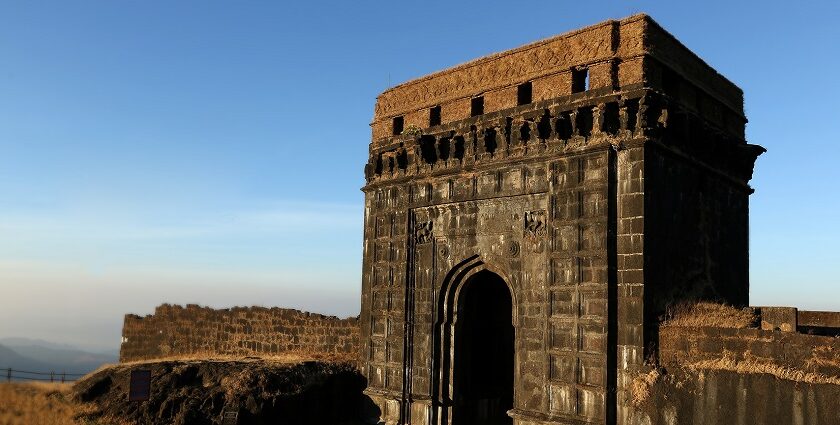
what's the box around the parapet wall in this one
[371,13,745,142]
[120,304,360,363]
[659,324,840,378]
[630,368,840,425]
[627,306,840,424]
[659,306,840,375]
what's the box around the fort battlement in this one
[363,14,762,207]
[370,14,744,143]
[120,304,359,363]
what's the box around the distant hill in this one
[0,343,52,374]
[0,338,118,379]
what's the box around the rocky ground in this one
[71,359,376,425]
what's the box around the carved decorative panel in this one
[414,221,433,244]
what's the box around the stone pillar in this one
[404,143,417,176]
[510,118,525,156]
[462,126,476,165]
[494,122,506,159]
[636,94,651,138]
[615,145,647,424]
[618,100,631,139]
[476,127,489,160]
[592,103,605,138]
[414,142,423,174]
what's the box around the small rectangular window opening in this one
[517,82,532,105]
[429,106,441,126]
[392,116,404,135]
[572,68,589,93]
[471,96,484,116]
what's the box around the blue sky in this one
[1,1,838,351]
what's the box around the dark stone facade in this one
[359,14,763,425]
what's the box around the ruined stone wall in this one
[120,304,360,363]
[659,324,840,378]
[632,369,840,425]
[625,321,840,424]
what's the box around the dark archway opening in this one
[453,270,514,425]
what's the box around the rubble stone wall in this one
[120,304,360,363]
[659,324,840,377]
[629,324,840,424]
[631,368,840,425]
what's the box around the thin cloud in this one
[0,200,362,241]
[234,200,361,230]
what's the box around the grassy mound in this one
[71,359,372,425]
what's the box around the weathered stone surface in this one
[360,13,763,425]
[370,15,745,142]
[660,323,840,378]
[120,304,359,363]
[633,369,840,425]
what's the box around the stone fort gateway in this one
[120,14,840,425]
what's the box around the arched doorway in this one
[452,270,514,425]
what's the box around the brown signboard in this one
[128,369,151,401]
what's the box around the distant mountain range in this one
[0,337,118,381]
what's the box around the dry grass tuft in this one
[806,345,840,371]
[0,382,102,425]
[686,354,840,385]
[663,302,756,328]
[630,368,662,407]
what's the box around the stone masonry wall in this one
[627,322,840,424]
[635,369,840,425]
[371,14,745,142]
[120,304,360,363]
[361,13,767,425]
[659,325,840,378]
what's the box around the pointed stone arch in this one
[431,256,518,425]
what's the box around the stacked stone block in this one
[120,304,359,363]
[646,314,840,424]
[659,309,840,377]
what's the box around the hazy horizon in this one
[2,1,839,352]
